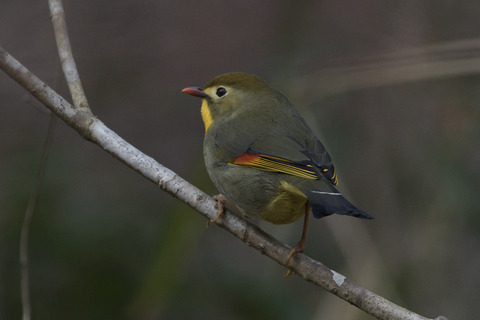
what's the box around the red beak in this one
[182,86,208,98]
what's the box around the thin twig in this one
[287,38,480,98]
[19,113,57,320]
[0,45,447,320]
[49,0,89,109]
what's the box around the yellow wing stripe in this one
[331,169,338,185]
[232,154,318,180]
[321,167,338,185]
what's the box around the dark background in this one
[1,1,479,319]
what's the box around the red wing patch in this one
[232,152,259,165]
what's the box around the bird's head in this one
[182,72,273,132]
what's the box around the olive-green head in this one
[182,72,280,132]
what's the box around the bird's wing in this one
[231,134,338,185]
[304,136,338,185]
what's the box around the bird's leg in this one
[284,202,311,277]
[206,194,227,228]
[286,205,310,265]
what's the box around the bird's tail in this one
[297,180,373,220]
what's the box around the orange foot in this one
[284,238,306,277]
[284,204,310,277]
[206,194,227,228]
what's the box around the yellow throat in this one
[201,99,213,133]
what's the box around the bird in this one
[182,72,372,271]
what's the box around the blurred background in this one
[1,1,479,319]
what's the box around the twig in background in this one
[19,113,56,320]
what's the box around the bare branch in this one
[0,45,448,320]
[48,0,89,109]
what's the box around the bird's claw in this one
[283,239,306,277]
[206,194,226,228]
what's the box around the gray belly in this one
[206,161,279,219]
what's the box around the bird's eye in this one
[216,87,227,97]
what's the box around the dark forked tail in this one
[297,180,373,219]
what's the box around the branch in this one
[48,0,89,109]
[0,44,448,320]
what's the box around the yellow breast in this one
[201,100,213,133]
